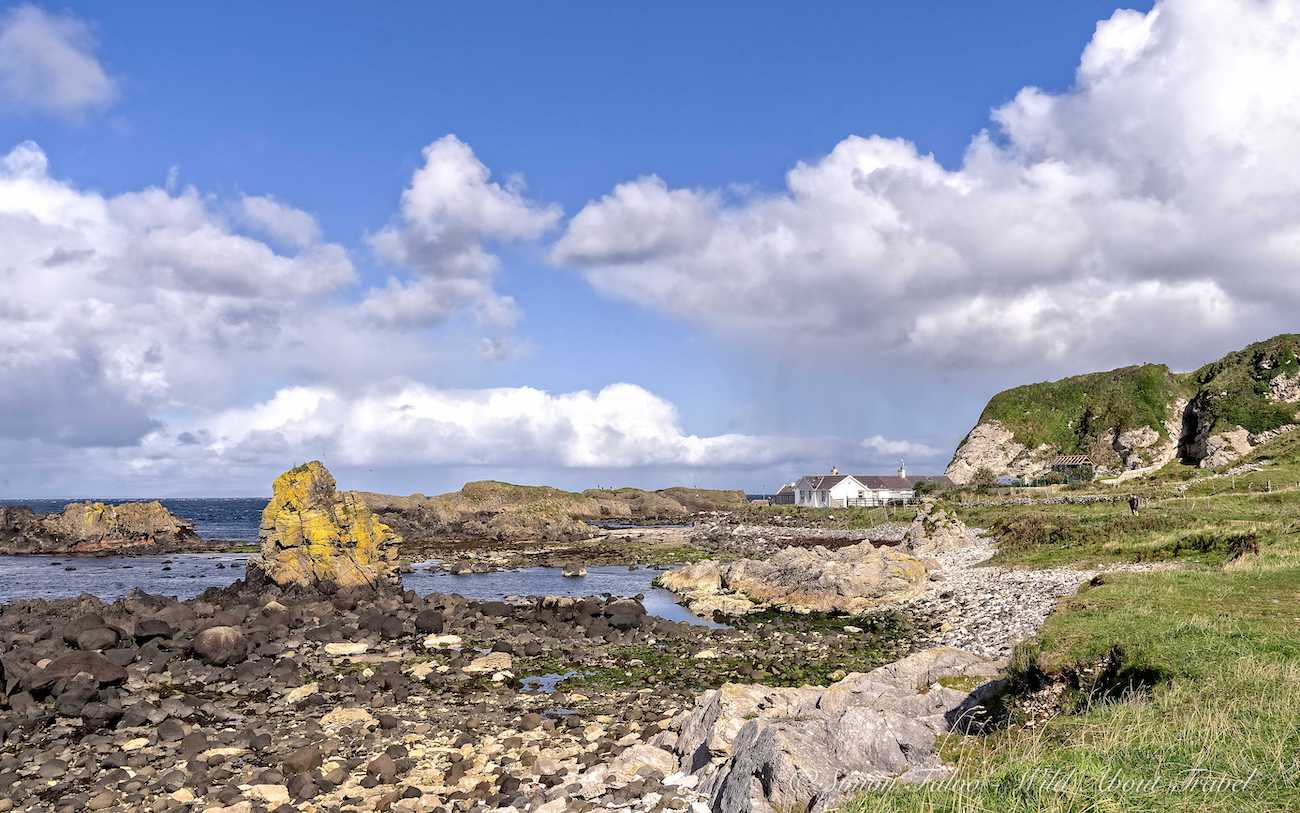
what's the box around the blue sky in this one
[4,0,1298,497]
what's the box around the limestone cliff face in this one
[944,421,1044,485]
[253,461,400,590]
[0,501,202,554]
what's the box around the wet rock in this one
[75,626,120,651]
[191,626,247,666]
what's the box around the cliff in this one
[0,501,203,554]
[947,334,1300,484]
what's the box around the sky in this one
[2,0,1298,497]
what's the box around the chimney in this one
[898,460,906,479]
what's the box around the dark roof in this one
[798,474,851,490]
[775,484,794,495]
[1050,455,1093,467]
[854,475,953,490]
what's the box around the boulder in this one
[1,502,202,555]
[250,461,401,590]
[656,560,721,595]
[902,500,974,556]
[27,652,128,692]
[562,562,588,577]
[661,543,928,616]
[677,648,1005,813]
[191,626,247,666]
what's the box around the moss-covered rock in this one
[253,461,400,590]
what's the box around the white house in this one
[791,465,952,507]
[792,472,863,507]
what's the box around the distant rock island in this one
[947,333,1300,484]
[358,480,747,553]
[0,500,204,555]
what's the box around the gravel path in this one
[901,535,1173,659]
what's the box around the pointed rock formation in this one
[251,461,400,590]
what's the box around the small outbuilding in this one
[1049,454,1095,483]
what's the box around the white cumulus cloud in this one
[0,140,368,447]
[365,135,561,327]
[860,435,942,459]
[0,4,117,117]
[553,0,1300,370]
[155,382,800,470]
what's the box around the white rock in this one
[423,633,464,651]
[283,682,319,704]
[463,651,512,674]
[323,641,368,656]
[320,707,378,731]
[246,785,289,805]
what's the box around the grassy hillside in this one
[843,439,1300,811]
[1187,333,1300,435]
[971,334,1300,458]
[978,363,1188,452]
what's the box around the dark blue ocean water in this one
[0,498,267,541]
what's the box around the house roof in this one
[775,484,794,495]
[1050,455,1093,466]
[854,475,954,490]
[797,474,853,490]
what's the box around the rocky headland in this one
[946,333,1300,483]
[0,501,208,556]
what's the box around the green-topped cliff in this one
[947,334,1300,484]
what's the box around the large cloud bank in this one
[0,140,813,490]
[554,0,1299,368]
[158,383,800,470]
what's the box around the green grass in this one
[968,333,1300,464]
[979,363,1188,453]
[840,478,1300,811]
[953,481,1300,568]
[745,503,919,528]
[1189,333,1300,436]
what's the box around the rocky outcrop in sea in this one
[251,461,401,591]
[0,501,204,555]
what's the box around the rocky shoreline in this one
[0,464,1126,812]
[0,575,931,813]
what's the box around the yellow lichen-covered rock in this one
[254,461,400,590]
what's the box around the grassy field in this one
[841,443,1300,811]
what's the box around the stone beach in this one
[0,467,1128,812]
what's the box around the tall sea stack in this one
[249,461,401,591]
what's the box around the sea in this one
[0,497,712,624]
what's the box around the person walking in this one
[1128,494,1141,516]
